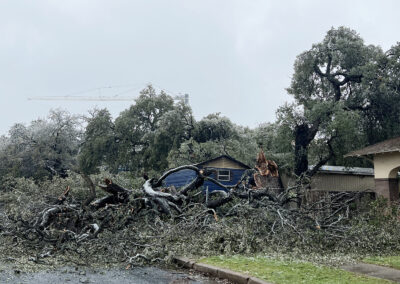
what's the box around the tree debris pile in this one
[1,166,400,267]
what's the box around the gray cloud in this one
[1,0,399,134]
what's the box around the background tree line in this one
[1,26,400,183]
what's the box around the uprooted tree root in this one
[1,166,400,267]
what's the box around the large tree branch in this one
[143,180,177,199]
[98,178,130,197]
[314,62,363,101]
[179,176,203,195]
[345,104,370,112]
[152,165,201,187]
[326,54,332,74]
[82,174,97,206]
[333,72,363,85]
[306,135,336,177]
[204,176,236,191]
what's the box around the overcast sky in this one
[1,0,399,135]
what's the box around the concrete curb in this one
[173,257,272,284]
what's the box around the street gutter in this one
[173,256,272,284]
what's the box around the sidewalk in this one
[341,263,400,283]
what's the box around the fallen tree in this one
[0,163,396,266]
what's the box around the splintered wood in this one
[254,149,281,190]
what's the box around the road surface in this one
[0,265,231,284]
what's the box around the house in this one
[345,136,400,201]
[165,153,377,197]
[281,165,375,193]
[164,155,251,191]
[310,165,375,193]
[281,165,376,207]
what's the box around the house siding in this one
[203,168,245,191]
[163,156,250,191]
[310,173,375,192]
[164,169,197,188]
[163,168,246,191]
[281,166,376,193]
[201,157,247,170]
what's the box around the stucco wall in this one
[374,152,400,178]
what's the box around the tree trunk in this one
[294,124,311,177]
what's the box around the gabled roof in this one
[345,136,400,157]
[196,155,251,169]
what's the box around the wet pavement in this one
[0,266,229,284]
[341,263,400,283]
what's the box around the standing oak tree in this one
[281,26,382,176]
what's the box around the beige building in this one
[281,165,375,193]
[310,166,375,193]
[345,137,400,201]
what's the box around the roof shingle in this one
[345,136,400,157]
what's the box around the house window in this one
[217,170,230,181]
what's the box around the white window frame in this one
[217,170,231,181]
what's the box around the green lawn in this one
[200,256,393,284]
[364,256,400,270]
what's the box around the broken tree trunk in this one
[91,178,131,209]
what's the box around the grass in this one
[364,256,400,270]
[200,255,393,284]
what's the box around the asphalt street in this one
[0,265,229,284]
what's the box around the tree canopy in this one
[1,28,400,181]
[279,27,400,177]
[0,110,81,181]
